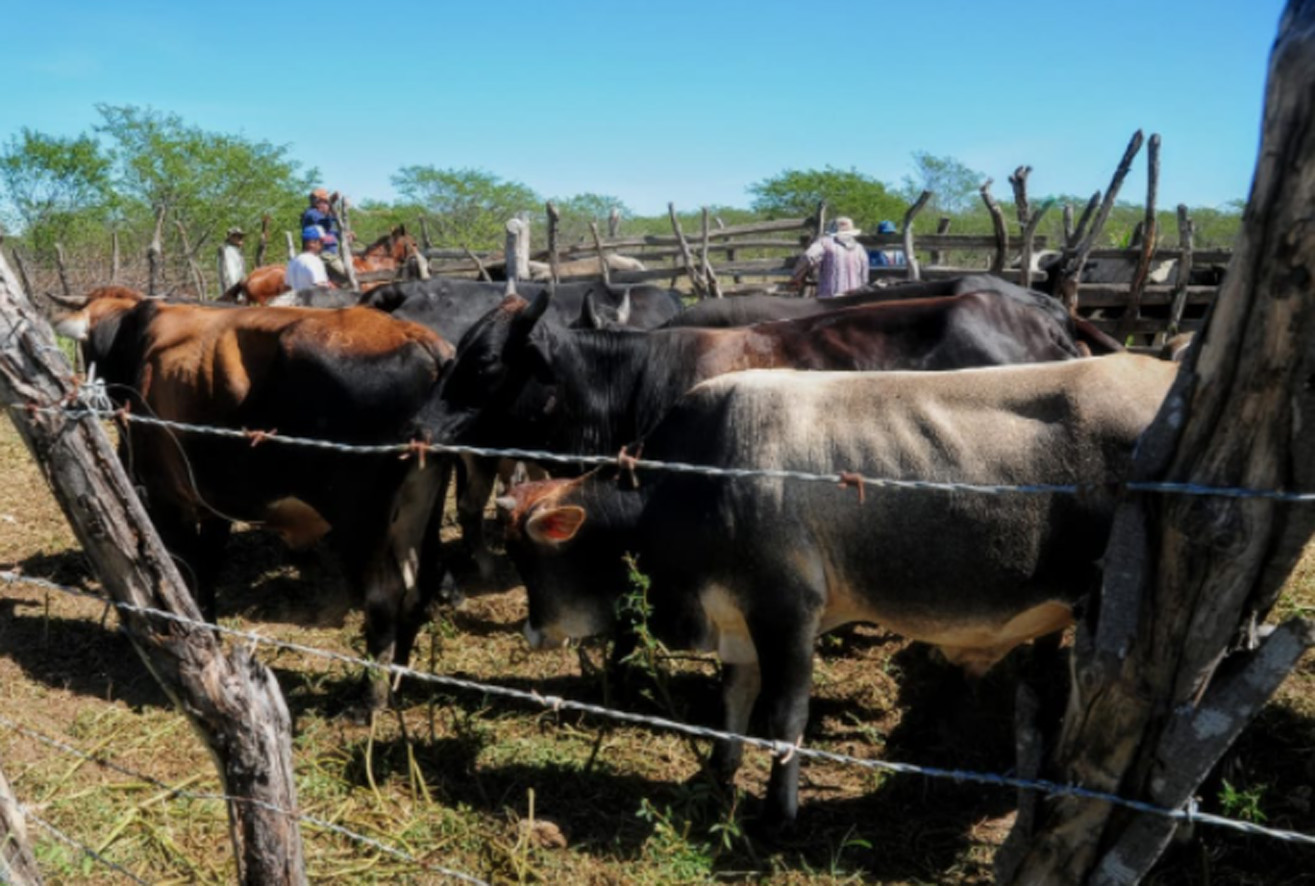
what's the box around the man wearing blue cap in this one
[286,225,332,290]
[871,220,907,268]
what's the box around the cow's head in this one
[574,288,631,330]
[44,288,143,342]
[424,291,556,444]
[497,475,636,650]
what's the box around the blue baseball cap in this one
[877,221,897,234]
[302,225,325,241]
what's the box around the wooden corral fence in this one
[427,132,1230,352]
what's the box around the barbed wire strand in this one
[17,803,151,885]
[0,712,489,886]
[11,399,1315,504]
[4,570,1313,850]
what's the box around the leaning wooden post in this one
[110,229,121,284]
[147,204,166,296]
[1120,133,1162,342]
[336,197,360,291]
[0,762,42,886]
[901,190,932,281]
[9,250,34,303]
[607,206,621,238]
[1009,166,1035,289]
[588,222,612,287]
[546,201,561,285]
[1060,130,1146,313]
[1062,204,1074,247]
[1069,191,1101,250]
[53,244,72,297]
[929,216,951,267]
[700,208,722,298]
[1162,205,1195,343]
[173,219,206,298]
[1002,6,1315,881]
[668,203,705,297]
[462,246,492,282]
[0,254,308,886]
[980,179,1009,275]
[418,215,433,251]
[254,215,270,268]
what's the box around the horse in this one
[220,226,423,305]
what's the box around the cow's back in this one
[635,356,1176,666]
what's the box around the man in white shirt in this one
[217,226,246,296]
[286,225,332,290]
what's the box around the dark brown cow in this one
[52,292,453,709]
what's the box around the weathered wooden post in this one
[418,214,433,251]
[110,229,121,284]
[1162,205,1195,342]
[1001,5,1315,881]
[700,208,722,298]
[901,190,932,281]
[462,246,492,282]
[1120,134,1162,342]
[0,253,309,886]
[504,217,530,294]
[147,204,166,296]
[929,216,951,267]
[1057,130,1145,314]
[52,244,71,297]
[337,196,360,291]
[284,231,296,261]
[588,222,612,287]
[607,206,621,238]
[668,203,704,297]
[545,201,561,285]
[0,762,42,885]
[980,179,1009,275]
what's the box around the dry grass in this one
[0,414,1312,885]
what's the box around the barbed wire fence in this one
[1,391,1314,882]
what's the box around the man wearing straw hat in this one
[217,226,247,296]
[789,216,869,297]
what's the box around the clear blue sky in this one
[0,0,1286,215]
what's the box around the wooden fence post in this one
[110,229,120,284]
[0,762,42,886]
[284,231,296,262]
[1163,205,1195,342]
[1009,167,1035,289]
[667,203,704,297]
[337,197,360,291]
[608,206,621,238]
[980,179,1009,275]
[546,201,561,285]
[0,254,308,885]
[504,217,530,294]
[1059,130,1145,313]
[1120,133,1162,342]
[1001,6,1315,880]
[700,208,722,298]
[901,190,932,281]
[462,246,492,282]
[418,215,433,251]
[52,244,71,297]
[255,215,270,268]
[147,204,166,296]
[589,222,612,287]
[929,216,951,267]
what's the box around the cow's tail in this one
[1071,317,1125,355]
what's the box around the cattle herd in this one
[44,271,1182,828]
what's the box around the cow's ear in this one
[525,505,586,545]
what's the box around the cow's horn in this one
[581,291,604,329]
[494,495,517,513]
[41,291,89,311]
[615,289,632,326]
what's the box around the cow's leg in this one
[356,462,447,712]
[710,662,761,784]
[750,618,816,828]
[193,518,231,621]
[456,454,498,580]
[416,458,463,608]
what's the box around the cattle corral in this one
[1,412,1314,886]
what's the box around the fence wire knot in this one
[837,471,866,504]
[617,444,642,488]
[399,438,429,469]
[243,428,278,448]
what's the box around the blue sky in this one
[0,0,1286,216]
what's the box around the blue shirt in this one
[299,208,343,254]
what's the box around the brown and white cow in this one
[499,354,1178,826]
[52,292,453,710]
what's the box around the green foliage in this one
[391,165,540,249]
[901,151,985,213]
[1218,778,1268,824]
[0,128,112,258]
[748,166,907,232]
[94,103,315,248]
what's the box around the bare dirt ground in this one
[0,414,1312,885]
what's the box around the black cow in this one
[53,292,453,710]
[498,355,1178,826]
[662,274,1123,354]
